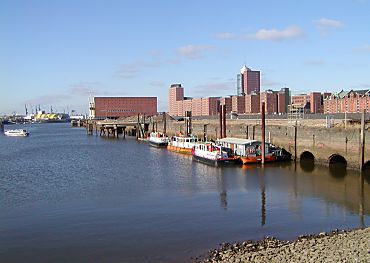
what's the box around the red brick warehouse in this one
[94,97,157,119]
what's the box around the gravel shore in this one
[197,228,370,263]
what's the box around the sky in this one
[1,0,370,115]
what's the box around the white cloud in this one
[115,61,161,78]
[314,18,343,35]
[24,94,71,106]
[262,79,281,87]
[244,26,303,41]
[149,80,165,87]
[193,80,234,96]
[314,18,343,28]
[70,82,101,96]
[304,59,326,66]
[176,44,213,59]
[215,32,235,39]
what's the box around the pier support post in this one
[203,124,208,142]
[163,112,166,135]
[222,105,226,138]
[219,105,223,139]
[360,110,366,170]
[114,125,118,138]
[0,120,4,134]
[261,102,265,164]
[294,120,297,162]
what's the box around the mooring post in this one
[203,124,208,142]
[261,102,266,164]
[185,111,188,136]
[360,109,365,170]
[294,120,298,162]
[219,105,223,138]
[123,127,126,139]
[0,119,4,134]
[163,112,167,135]
[222,105,226,138]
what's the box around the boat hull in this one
[192,154,240,166]
[239,155,276,164]
[4,130,29,137]
[167,145,192,154]
[149,140,168,148]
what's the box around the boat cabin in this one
[216,137,270,156]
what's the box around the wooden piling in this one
[294,120,297,162]
[203,124,207,142]
[163,112,167,135]
[219,105,223,138]
[0,120,4,134]
[360,110,365,170]
[222,105,226,138]
[261,102,265,164]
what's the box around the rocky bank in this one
[197,228,370,263]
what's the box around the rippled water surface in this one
[0,123,369,262]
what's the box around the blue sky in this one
[1,0,370,115]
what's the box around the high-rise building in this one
[168,84,184,116]
[236,65,260,95]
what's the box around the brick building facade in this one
[94,97,157,119]
[324,90,370,113]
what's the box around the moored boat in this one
[4,129,29,137]
[216,137,277,165]
[148,132,169,147]
[192,142,240,166]
[167,134,198,154]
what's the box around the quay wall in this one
[165,118,370,170]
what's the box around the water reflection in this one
[260,174,266,226]
[300,160,315,172]
[1,124,369,263]
[329,164,347,179]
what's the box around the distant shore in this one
[196,227,370,263]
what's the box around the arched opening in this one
[328,154,347,179]
[300,151,315,162]
[362,161,370,184]
[300,151,315,172]
[329,154,347,168]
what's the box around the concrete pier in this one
[85,114,370,170]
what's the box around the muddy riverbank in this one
[197,227,370,263]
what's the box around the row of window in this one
[101,109,137,113]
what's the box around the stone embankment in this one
[197,228,370,263]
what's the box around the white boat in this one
[148,132,168,147]
[167,134,198,154]
[192,142,240,166]
[4,129,29,137]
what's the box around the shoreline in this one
[195,227,370,262]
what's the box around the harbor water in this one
[0,123,369,262]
